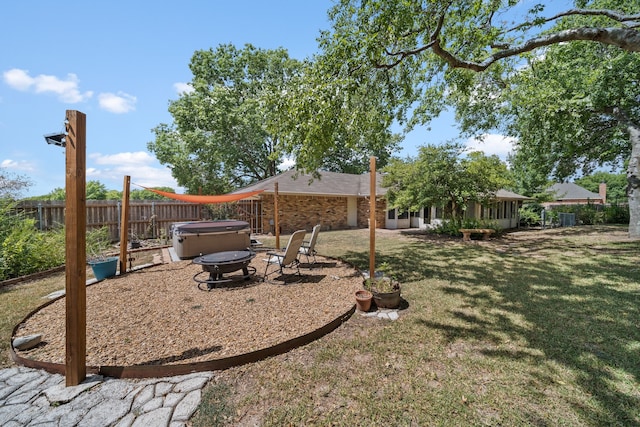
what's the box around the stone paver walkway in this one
[0,366,212,427]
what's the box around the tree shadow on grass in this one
[412,239,638,425]
[341,233,639,425]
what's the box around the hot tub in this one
[171,220,251,259]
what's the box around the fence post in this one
[37,203,43,230]
[117,201,121,240]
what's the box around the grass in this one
[192,225,639,426]
[3,227,639,425]
[1,272,65,367]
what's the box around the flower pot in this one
[88,256,119,280]
[355,289,373,312]
[372,288,401,309]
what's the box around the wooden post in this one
[369,156,376,280]
[64,110,86,386]
[274,182,280,249]
[119,176,131,274]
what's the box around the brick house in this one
[233,170,387,234]
[543,182,606,207]
[234,170,529,234]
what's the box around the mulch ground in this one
[13,253,362,367]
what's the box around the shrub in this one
[431,218,500,236]
[0,221,65,280]
[519,204,542,227]
[604,203,630,224]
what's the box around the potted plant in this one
[363,262,401,309]
[87,255,119,281]
[86,227,118,280]
[129,232,142,249]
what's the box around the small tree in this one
[383,143,513,226]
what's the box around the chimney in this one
[599,182,607,204]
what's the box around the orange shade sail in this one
[136,186,264,204]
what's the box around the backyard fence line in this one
[13,199,263,241]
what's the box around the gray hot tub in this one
[171,220,251,259]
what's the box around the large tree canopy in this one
[149,44,399,194]
[149,44,301,194]
[310,0,640,236]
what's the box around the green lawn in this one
[192,225,639,426]
[2,227,638,426]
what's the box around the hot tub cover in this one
[172,220,249,235]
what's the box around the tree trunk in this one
[627,125,640,239]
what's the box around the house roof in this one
[232,169,387,197]
[495,189,531,200]
[547,182,603,201]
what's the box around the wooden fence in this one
[13,199,263,241]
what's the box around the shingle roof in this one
[495,189,531,200]
[232,169,387,197]
[547,182,603,201]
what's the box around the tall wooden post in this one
[119,175,131,274]
[369,156,376,280]
[274,182,280,249]
[64,110,86,386]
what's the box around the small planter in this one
[355,289,373,312]
[372,288,401,309]
[88,256,119,280]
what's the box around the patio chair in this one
[299,224,320,265]
[263,229,306,282]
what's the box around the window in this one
[398,211,409,219]
[435,207,443,219]
[387,210,396,220]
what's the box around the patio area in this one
[12,252,362,375]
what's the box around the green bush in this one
[432,218,500,236]
[519,204,542,227]
[0,198,114,280]
[552,203,605,225]
[0,221,65,280]
[604,203,630,224]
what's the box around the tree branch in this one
[506,9,640,34]
[432,27,640,72]
[378,10,447,70]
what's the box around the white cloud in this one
[98,92,137,113]
[278,156,295,171]
[1,158,35,172]
[464,134,516,161]
[3,68,93,103]
[87,151,179,189]
[173,82,194,94]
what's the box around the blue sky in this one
[1,1,565,198]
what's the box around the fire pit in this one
[192,250,257,290]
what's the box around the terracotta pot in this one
[355,289,373,312]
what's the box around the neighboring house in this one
[234,170,529,234]
[544,182,606,207]
[385,189,530,230]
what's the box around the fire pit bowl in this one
[192,250,257,290]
